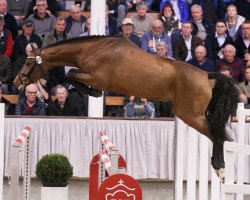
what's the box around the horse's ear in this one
[30,43,39,55]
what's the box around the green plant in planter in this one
[36,153,73,187]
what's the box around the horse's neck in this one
[42,45,80,68]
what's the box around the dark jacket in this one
[173,35,203,61]
[187,57,216,72]
[15,97,46,115]
[0,29,13,58]
[3,12,18,40]
[191,18,215,38]
[0,55,12,84]
[46,98,81,116]
[108,16,119,36]
[65,15,87,34]
[234,36,250,61]
[13,33,42,60]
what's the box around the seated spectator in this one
[105,5,119,36]
[0,84,15,114]
[234,0,250,21]
[0,0,18,40]
[191,0,225,23]
[0,54,12,94]
[15,83,46,116]
[124,96,155,118]
[131,1,154,38]
[107,0,127,28]
[155,40,173,59]
[160,0,189,23]
[65,5,86,38]
[0,16,13,58]
[28,0,56,40]
[13,19,42,61]
[219,65,233,78]
[206,19,234,61]
[187,45,216,72]
[215,44,245,82]
[81,17,91,36]
[43,17,69,94]
[190,4,215,41]
[141,19,173,57]
[225,4,245,41]
[158,3,181,37]
[238,65,250,108]
[6,0,29,29]
[46,84,81,116]
[234,21,250,62]
[127,0,145,11]
[120,18,141,47]
[28,0,59,17]
[173,21,203,61]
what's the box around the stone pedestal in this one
[41,186,68,200]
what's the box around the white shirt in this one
[183,35,192,61]
[215,32,226,47]
[244,39,250,49]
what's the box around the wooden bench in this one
[58,11,159,19]
[2,95,57,104]
[104,96,125,106]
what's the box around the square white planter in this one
[41,186,68,200]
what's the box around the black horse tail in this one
[206,73,239,145]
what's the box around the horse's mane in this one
[42,35,118,49]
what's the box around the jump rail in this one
[9,126,32,200]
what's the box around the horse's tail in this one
[206,73,239,145]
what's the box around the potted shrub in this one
[36,153,73,200]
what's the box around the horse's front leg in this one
[211,141,225,182]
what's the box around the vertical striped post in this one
[0,103,4,200]
[9,126,31,200]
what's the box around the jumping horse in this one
[14,36,239,180]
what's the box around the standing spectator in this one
[120,18,141,47]
[216,44,245,82]
[107,0,127,28]
[0,54,12,94]
[65,5,86,37]
[46,85,81,116]
[191,0,225,23]
[28,0,55,40]
[131,1,154,38]
[158,3,181,37]
[43,17,69,94]
[6,0,29,29]
[13,19,42,61]
[0,16,13,58]
[160,0,189,22]
[206,19,233,61]
[127,0,146,11]
[234,21,250,62]
[225,4,245,41]
[187,45,216,72]
[0,0,18,40]
[190,4,215,41]
[15,83,46,116]
[173,21,203,61]
[104,5,119,36]
[234,0,250,21]
[141,19,173,57]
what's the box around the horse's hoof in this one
[214,168,225,183]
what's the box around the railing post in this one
[0,104,5,200]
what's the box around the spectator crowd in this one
[0,0,250,118]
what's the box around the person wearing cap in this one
[120,18,141,47]
[130,1,154,39]
[0,0,18,40]
[13,19,42,61]
[28,0,55,39]
[0,16,13,58]
[141,19,173,57]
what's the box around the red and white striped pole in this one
[99,131,116,152]
[15,126,31,144]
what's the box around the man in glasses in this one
[15,83,46,115]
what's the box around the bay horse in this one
[13,36,239,180]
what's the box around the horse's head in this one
[14,44,44,90]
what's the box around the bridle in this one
[17,55,43,90]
